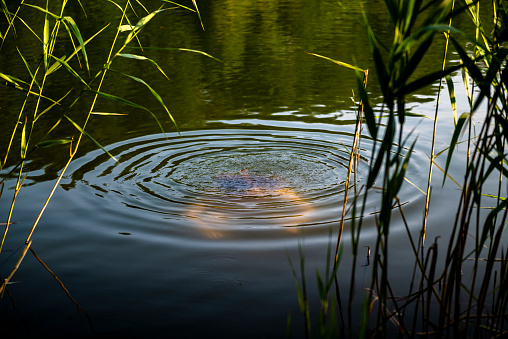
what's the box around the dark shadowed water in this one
[0,1,505,338]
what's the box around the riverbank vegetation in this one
[293,0,508,337]
[0,0,207,298]
[0,0,507,338]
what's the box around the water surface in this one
[0,1,502,337]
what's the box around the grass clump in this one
[0,0,208,298]
[293,0,508,337]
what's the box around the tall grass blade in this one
[107,70,179,132]
[445,75,457,124]
[16,47,40,88]
[127,47,222,63]
[161,0,195,12]
[443,112,468,184]
[36,140,72,148]
[124,9,168,46]
[61,16,89,73]
[42,3,50,70]
[191,0,204,30]
[63,115,118,163]
[23,3,59,19]
[46,23,109,75]
[117,53,170,80]
[20,118,27,159]
[49,55,90,88]
[86,90,170,136]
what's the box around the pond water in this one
[0,1,504,338]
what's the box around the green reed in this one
[0,0,207,296]
[294,0,508,337]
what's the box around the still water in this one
[0,1,501,337]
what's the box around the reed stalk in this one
[294,0,508,337]
[0,0,207,302]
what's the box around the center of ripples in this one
[65,128,374,238]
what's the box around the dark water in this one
[0,1,504,338]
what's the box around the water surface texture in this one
[0,1,498,338]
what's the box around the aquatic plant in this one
[0,0,209,296]
[293,0,508,337]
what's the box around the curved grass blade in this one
[161,1,195,12]
[127,47,222,63]
[43,5,50,70]
[36,140,72,148]
[445,75,457,124]
[395,62,464,97]
[20,118,27,159]
[47,23,109,75]
[0,0,10,39]
[7,14,42,43]
[64,115,118,163]
[0,73,58,104]
[49,55,90,88]
[443,112,469,185]
[355,68,376,139]
[364,18,389,104]
[117,53,170,80]
[86,90,171,136]
[124,9,168,46]
[61,16,89,73]
[34,89,72,122]
[22,3,60,20]
[91,112,127,116]
[306,52,364,71]
[16,46,40,88]
[109,69,178,131]
[134,0,149,14]
[449,37,488,108]
[191,0,204,30]
[105,0,123,11]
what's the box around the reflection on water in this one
[61,125,376,241]
[0,115,432,336]
[187,169,313,239]
[0,0,474,337]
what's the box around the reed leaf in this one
[393,140,416,193]
[105,0,123,12]
[22,3,60,20]
[306,52,364,71]
[356,69,376,140]
[364,19,389,105]
[49,55,90,88]
[117,53,170,80]
[449,37,488,110]
[108,69,178,131]
[61,16,89,73]
[43,4,50,70]
[0,0,10,39]
[20,119,27,159]
[191,0,204,30]
[46,23,109,75]
[0,73,57,104]
[445,75,457,124]
[161,1,195,12]
[16,46,40,88]
[443,112,469,185]
[34,89,72,122]
[36,140,72,148]
[12,15,42,43]
[124,9,168,46]
[63,115,118,163]
[395,62,464,97]
[86,89,168,136]
[127,46,222,63]
[91,112,127,116]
